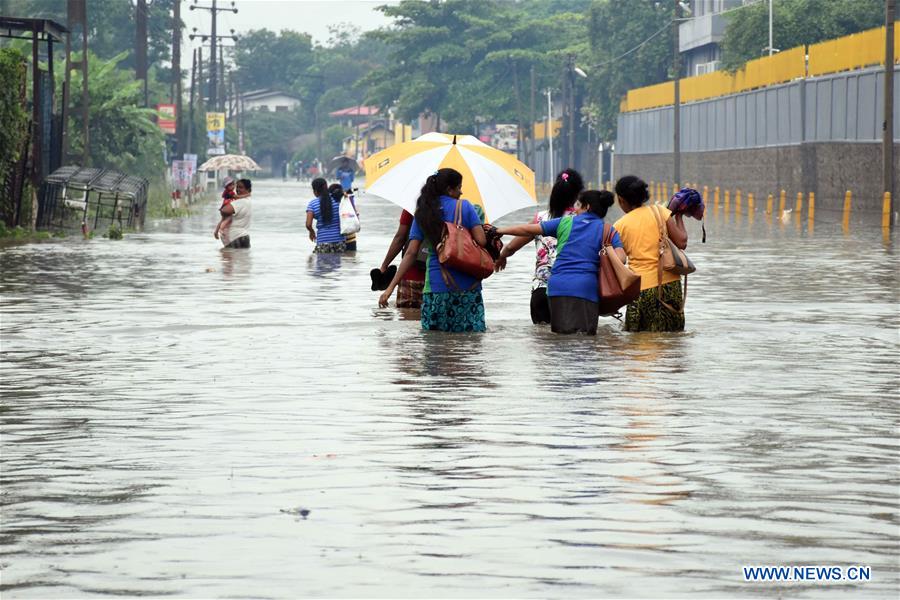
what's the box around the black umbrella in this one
[328,155,359,172]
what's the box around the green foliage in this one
[63,51,166,178]
[584,0,673,140]
[361,0,589,133]
[720,0,883,71]
[0,47,28,225]
[242,109,306,168]
[233,29,316,92]
[2,0,182,85]
[106,224,123,240]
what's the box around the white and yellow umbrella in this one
[363,132,536,221]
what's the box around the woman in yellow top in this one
[613,175,688,332]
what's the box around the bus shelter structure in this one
[37,167,149,232]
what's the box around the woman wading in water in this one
[378,168,489,333]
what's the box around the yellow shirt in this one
[614,205,681,290]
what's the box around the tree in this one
[1,0,182,84]
[720,0,883,71]
[361,0,589,132]
[232,29,316,92]
[64,51,166,178]
[0,47,29,226]
[584,0,673,140]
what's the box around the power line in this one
[591,19,674,70]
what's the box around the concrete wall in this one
[615,142,900,212]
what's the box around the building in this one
[238,89,301,113]
[329,105,413,160]
[679,0,761,76]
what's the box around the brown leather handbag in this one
[435,199,494,285]
[597,223,641,315]
[650,205,694,313]
[651,205,695,275]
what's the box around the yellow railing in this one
[808,26,900,76]
[622,26,900,113]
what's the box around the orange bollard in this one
[735,189,742,215]
[714,186,720,211]
[724,190,731,215]
[779,189,786,215]
[795,192,803,213]
[842,190,852,232]
[883,192,892,229]
[766,193,773,215]
[808,192,815,233]
[650,181,655,202]
[703,185,708,203]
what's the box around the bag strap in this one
[439,263,478,291]
[652,204,685,314]
[454,198,463,228]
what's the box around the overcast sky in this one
[181,0,399,71]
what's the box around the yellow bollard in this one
[795,192,803,213]
[808,192,815,232]
[766,193,773,215]
[673,183,678,197]
[735,189,742,215]
[714,186,720,211]
[779,189,786,215]
[883,192,892,229]
[748,193,755,224]
[650,181,655,202]
[724,190,731,215]
[842,190,852,233]
[703,185,709,203]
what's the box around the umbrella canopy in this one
[198,154,261,172]
[328,155,359,171]
[363,132,536,222]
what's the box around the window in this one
[695,60,720,75]
[275,105,288,112]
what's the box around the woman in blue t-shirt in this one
[497,190,626,335]
[305,177,345,253]
[378,168,489,332]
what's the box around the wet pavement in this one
[1,179,898,598]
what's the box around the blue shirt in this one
[306,196,343,244]
[410,196,482,293]
[540,212,623,303]
[336,168,354,190]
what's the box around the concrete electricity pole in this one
[135,0,149,107]
[673,0,682,188]
[173,0,183,154]
[884,0,895,225]
[189,0,238,111]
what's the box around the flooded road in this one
[2,179,898,598]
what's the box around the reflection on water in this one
[1,180,898,598]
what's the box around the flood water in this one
[1,179,898,598]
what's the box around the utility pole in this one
[885,0,895,225]
[173,0,183,155]
[545,88,554,178]
[768,0,774,56]
[566,54,576,173]
[529,65,535,169]
[135,0,149,107]
[189,0,237,111]
[187,48,196,154]
[673,0,682,187]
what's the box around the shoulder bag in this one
[435,199,494,287]
[650,204,694,314]
[597,223,641,316]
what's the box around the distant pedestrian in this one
[494,168,584,324]
[497,190,624,335]
[335,159,355,192]
[306,177,345,253]
[614,175,689,332]
[218,178,252,249]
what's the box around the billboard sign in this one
[206,112,226,156]
[157,104,177,134]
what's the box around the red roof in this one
[329,105,381,117]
